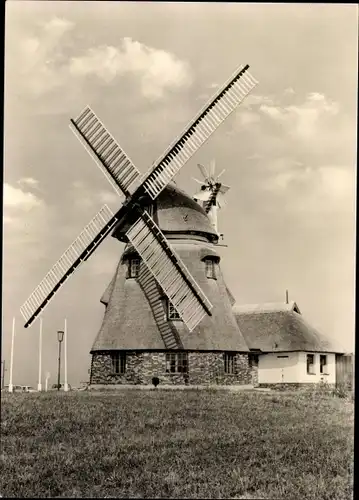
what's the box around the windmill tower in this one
[193,159,230,236]
[20,63,258,386]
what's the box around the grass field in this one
[1,389,354,499]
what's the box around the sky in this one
[3,1,357,388]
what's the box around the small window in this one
[307,354,315,375]
[167,300,182,321]
[145,204,154,217]
[205,258,216,279]
[111,352,126,374]
[128,258,140,278]
[224,353,236,374]
[320,355,328,374]
[166,353,188,373]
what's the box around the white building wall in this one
[258,352,336,384]
[258,352,299,384]
[296,352,336,384]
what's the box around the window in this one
[128,258,140,278]
[167,300,182,321]
[205,258,216,279]
[111,352,126,374]
[224,353,236,374]
[306,354,315,375]
[166,353,188,373]
[320,355,328,374]
[144,204,154,217]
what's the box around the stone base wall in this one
[90,351,252,386]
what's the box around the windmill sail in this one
[21,61,257,329]
[126,211,212,332]
[209,159,216,180]
[142,65,258,200]
[20,205,117,328]
[193,159,231,232]
[197,163,210,180]
[219,184,230,194]
[70,107,141,197]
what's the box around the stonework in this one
[90,351,252,386]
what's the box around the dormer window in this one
[144,204,154,217]
[127,258,140,278]
[204,258,216,279]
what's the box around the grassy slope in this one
[1,390,354,499]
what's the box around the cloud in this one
[230,89,352,171]
[69,37,192,98]
[18,17,75,96]
[231,90,354,221]
[18,177,40,188]
[260,160,355,217]
[240,92,339,138]
[242,94,275,109]
[318,165,356,203]
[42,16,74,36]
[259,92,340,139]
[2,178,120,298]
[15,22,191,106]
[3,183,43,211]
[246,153,263,161]
[284,87,295,95]
[237,110,261,126]
[3,182,53,266]
[69,181,122,213]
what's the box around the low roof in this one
[234,301,301,315]
[233,302,344,354]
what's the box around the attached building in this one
[234,301,347,388]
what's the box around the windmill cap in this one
[112,183,219,243]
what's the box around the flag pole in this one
[64,318,69,392]
[45,372,50,392]
[8,317,15,393]
[37,318,43,391]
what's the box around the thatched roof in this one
[92,239,249,352]
[112,183,218,243]
[233,302,344,354]
[234,301,301,315]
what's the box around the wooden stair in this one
[138,265,183,350]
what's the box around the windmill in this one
[20,63,258,335]
[193,159,230,235]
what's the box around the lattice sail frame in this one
[126,212,212,331]
[70,108,142,198]
[141,65,257,199]
[20,205,117,327]
[21,63,258,330]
